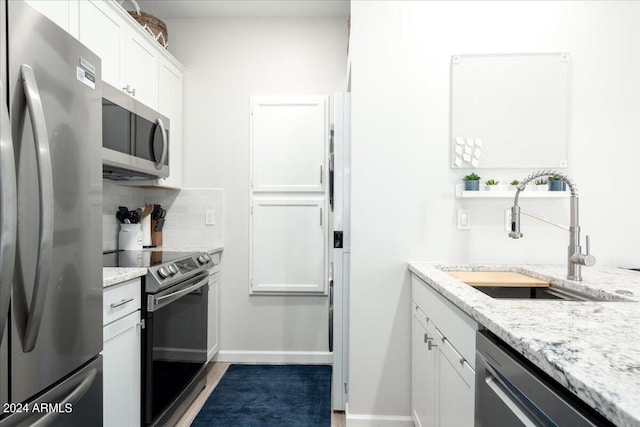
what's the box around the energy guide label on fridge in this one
[76,66,95,89]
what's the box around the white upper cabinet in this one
[125,29,159,109]
[78,0,125,89]
[25,0,78,36]
[156,57,184,188]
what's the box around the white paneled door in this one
[251,97,327,193]
[250,96,328,295]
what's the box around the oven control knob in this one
[168,264,178,275]
[203,254,211,262]
[197,255,206,265]
[158,267,169,279]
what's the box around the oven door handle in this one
[152,274,209,310]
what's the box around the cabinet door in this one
[103,311,141,427]
[251,198,326,294]
[125,29,159,109]
[437,334,475,427]
[78,0,124,88]
[207,272,219,361]
[25,0,77,36]
[412,310,437,427]
[157,57,183,188]
[251,96,328,193]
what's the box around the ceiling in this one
[131,0,351,19]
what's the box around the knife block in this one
[151,220,163,247]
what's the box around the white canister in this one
[119,223,143,250]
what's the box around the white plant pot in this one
[535,184,548,191]
[485,185,501,191]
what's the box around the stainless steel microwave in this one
[102,82,169,180]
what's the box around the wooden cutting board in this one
[446,271,549,288]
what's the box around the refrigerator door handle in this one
[18,64,54,352]
[31,368,98,427]
[155,118,168,170]
[0,81,18,340]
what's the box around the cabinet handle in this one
[428,340,438,351]
[110,298,134,308]
[423,333,429,343]
[320,207,323,226]
[320,165,323,184]
[459,357,465,365]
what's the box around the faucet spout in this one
[508,170,595,281]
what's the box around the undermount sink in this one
[472,285,607,301]
[445,271,611,302]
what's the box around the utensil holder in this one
[151,220,163,247]
[119,223,143,250]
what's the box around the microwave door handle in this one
[155,118,167,170]
[0,81,18,340]
[17,64,54,352]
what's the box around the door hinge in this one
[344,382,348,394]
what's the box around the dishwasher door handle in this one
[485,374,538,427]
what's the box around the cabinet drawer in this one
[436,328,475,388]
[103,278,141,326]
[412,275,478,369]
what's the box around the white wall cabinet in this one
[411,275,478,427]
[77,0,125,91]
[102,278,142,427]
[124,28,159,109]
[207,252,221,361]
[25,0,78,36]
[251,198,326,294]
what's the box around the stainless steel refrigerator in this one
[331,92,350,411]
[0,1,103,425]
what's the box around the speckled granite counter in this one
[103,267,147,288]
[408,263,640,427]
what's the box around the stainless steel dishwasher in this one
[475,331,614,427]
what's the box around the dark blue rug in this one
[191,364,332,427]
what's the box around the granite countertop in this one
[408,263,640,427]
[103,267,147,288]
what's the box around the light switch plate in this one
[457,208,470,230]
[205,209,215,226]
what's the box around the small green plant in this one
[510,180,520,186]
[485,179,499,185]
[463,173,481,181]
[548,176,562,181]
[535,178,548,185]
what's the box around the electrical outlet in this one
[457,208,470,230]
[205,209,215,226]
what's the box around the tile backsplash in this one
[103,180,224,252]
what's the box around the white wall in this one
[349,0,639,419]
[102,181,224,252]
[166,17,348,354]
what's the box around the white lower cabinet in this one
[207,271,219,361]
[411,275,478,427]
[103,278,142,427]
[207,252,221,361]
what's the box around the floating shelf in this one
[455,184,571,199]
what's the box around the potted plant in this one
[463,173,481,191]
[485,179,500,191]
[548,176,566,191]
[509,180,520,191]
[534,178,548,191]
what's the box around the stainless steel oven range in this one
[103,250,213,426]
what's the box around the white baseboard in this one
[345,403,414,427]
[216,350,333,365]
